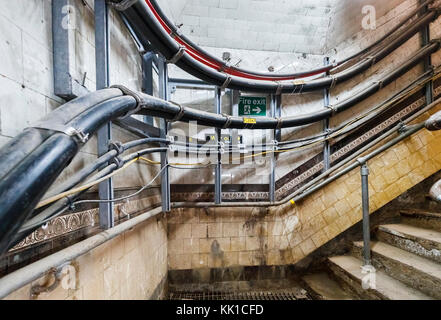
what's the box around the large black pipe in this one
[148,0,436,79]
[123,1,438,94]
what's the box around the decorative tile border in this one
[10,196,162,252]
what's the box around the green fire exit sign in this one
[239,96,267,117]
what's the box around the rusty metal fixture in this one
[30,268,61,299]
[430,179,441,202]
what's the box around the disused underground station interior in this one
[1,0,441,301]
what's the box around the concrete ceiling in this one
[156,0,410,55]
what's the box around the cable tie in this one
[108,0,139,11]
[222,113,233,129]
[221,76,232,91]
[167,46,186,64]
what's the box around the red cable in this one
[144,0,327,82]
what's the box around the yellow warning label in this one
[243,118,257,124]
[293,80,306,85]
[290,199,296,205]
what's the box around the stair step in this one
[328,255,431,300]
[353,241,441,299]
[301,273,356,300]
[400,209,441,231]
[377,224,441,263]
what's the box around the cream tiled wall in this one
[167,104,441,270]
[5,214,168,300]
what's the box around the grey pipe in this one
[360,163,372,266]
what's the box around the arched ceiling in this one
[156,0,411,55]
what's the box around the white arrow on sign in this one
[252,107,262,113]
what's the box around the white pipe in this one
[0,206,163,299]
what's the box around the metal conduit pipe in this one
[10,147,167,249]
[146,0,436,80]
[122,1,439,94]
[0,206,163,299]
[134,41,440,129]
[425,110,441,130]
[430,180,441,202]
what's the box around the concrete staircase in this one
[303,209,441,300]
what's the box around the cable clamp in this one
[218,61,231,73]
[275,82,283,95]
[330,75,337,89]
[325,104,337,116]
[367,55,377,67]
[109,141,124,155]
[64,127,90,143]
[375,80,384,90]
[170,28,183,39]
[276,117,283,130]
[166,135,175,143]
[221,76,232,91]
[167,46,186,64]
[111,85,143,118]
[169,102,185,122]
[222,113,233,129]
[111,156,124,169]
[108,0,139,11]
[30,122,90,144]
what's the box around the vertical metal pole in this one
[323,57,331,172]
[275,95,282,142]
[95,0,114,229]
[421,0,433,105]
[142,52,155,126]
[215,87,222,204]
[360,162,371,266]
[159,58,170,212]
[269,95,276,202]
